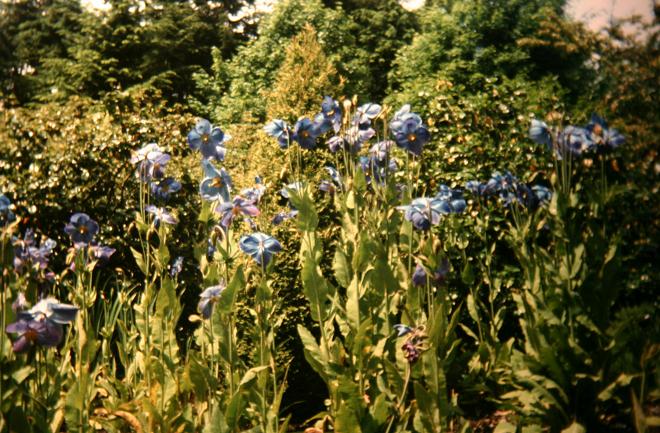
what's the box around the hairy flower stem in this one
[138,182,153,394]
[0,232,6,405]
[224,231,235,396]
[386,364,411,433]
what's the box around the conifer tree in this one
[266,24,342,122]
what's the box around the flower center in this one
[202,133,210,143]
[24,328,38,342]
[78,225,88,234]
[301,130,310,139]
[407,133,417,142]
[232,206,241,216]
[211,177,224,188]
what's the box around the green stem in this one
[386,364,411,433]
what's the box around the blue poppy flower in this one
[240,176,266,204]
[532,185,552,204]
[558,126,595,156]
[393,324,413,337]
[264,119,292,149]
[215,197,260,228]
[392,116,430,156]
[64,213,99,246]
[199,160,232,202]
[434,185,467,213]
[397,197,448,230]
[145,205,177,227]
[346,126,376,153]
[188,119,230,161]
[0,194,16,225]
[6,317,63,353]
[131,143,171,182]
[13,230,56,273]
[358,155,397,185]
[292,118,319,149]
[529,119,553,149]
[314,96,342,134]
[369,140,394,163]
[89,245,116,261]
[239,232,282,268]
[171,256,184,277]
[586,114,625,149]
[271,210,298,225]
[353,103,382,126]
[412,260,450,287]
[390,105,422,135]
[319,181,336,194]
[18,297,79,325]
[197,284,225,319]
[151,177,182,201]
[326,135,345,153]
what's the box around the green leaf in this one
[224,390,244,431]
[467,293,479,324]
[297,325,329,380]
[301,252,330,322]
[203,405,229,433]
[570,244,584,278]
[333,249,352,288]
[346,275,360,331]
[130,247,147,275]
[462,261,475,285]
[238,366,269,387]
[217,265,244,313]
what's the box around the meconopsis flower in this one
[239,232,282,268]
[264,119,292,149]
[131,143,170,182]
[64,213,99,246]
[240,176,266,204]
[199,160,232,203]
[465,172,552,210]
[412,260,450,287]
[188,118,230,161]
[170,256,184,277]
[215,196,260,228]
[145,205,177,227]
[434,185,467,213]
[151,177,182,201]
[394,324,428,364]
[529,119,553,150]
[319,166,344,194]
[0,194,16,226]
[197,283,225,319]
[532,185,552,205]
[271,210,298,225]
[586,114,625,149]
[358,155,397,185]
[353,103,382,126]
[13,229,56,274]
[390,105,430,156]
[314,96,343,134]
[558,125,595,156]
[6,297,78,353]
[397,197,449,230]
[292,118,320,149]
